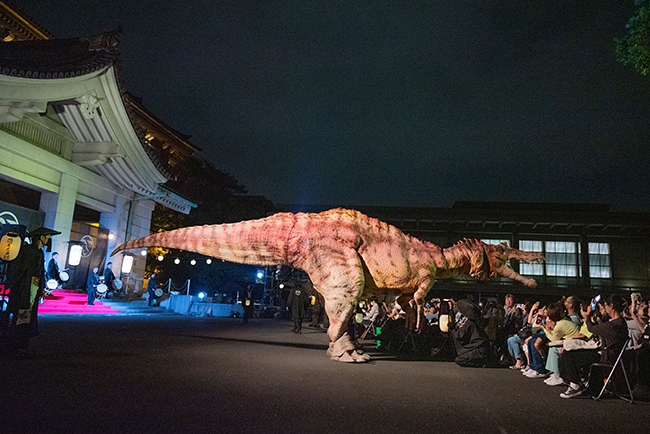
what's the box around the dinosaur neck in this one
[439,243,473,278]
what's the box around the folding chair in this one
[360,311,387,340]
[589,338,634,403]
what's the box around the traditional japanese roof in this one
[0,29,195,213]
[0,30,120,78]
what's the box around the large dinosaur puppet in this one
[112,208,543,363]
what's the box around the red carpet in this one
[40,289,121,315]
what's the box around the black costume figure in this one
[2,227,59,353]
[451,299,493,367]
[240,285,254,323]
[287,285,308,333]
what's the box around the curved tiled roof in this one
[0,28,121,78]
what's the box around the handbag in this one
[563,336,601,351]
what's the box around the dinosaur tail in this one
[111,213,297,266]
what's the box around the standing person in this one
[3,227,60,356]
[104,262,116,296]
[86,267,99,306]
[147,272,157,306]
[287,284,308,333]
[240,285,254,323]
[47,252,60,283]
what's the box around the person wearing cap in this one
[2,226,59,356]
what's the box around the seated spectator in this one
[630,294,649,400]
[482,300,503,346]
[521,303,549,377]
[497,294,525,361]
[542,302,580,386]
[506,301,532,370]
[564,295,582,326]
[362,297,380,325]
[558,294,628,398]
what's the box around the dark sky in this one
[14,0,650,211]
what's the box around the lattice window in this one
[519,240,544,276]
[588,242,611,279]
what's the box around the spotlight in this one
[190,259,196,266]
[174,258,180,265]
[140,249,147,256]
[256,270,264,279]
[279,283,285,289]
[198,292,206,300]
[157,255,164,261]
[108,233,115,240]
[206,258,212,264]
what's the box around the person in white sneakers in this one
[541,302,580,386]
[559,294,628,398]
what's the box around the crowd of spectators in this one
[355,290,649,401]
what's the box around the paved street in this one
[1,315,648,434]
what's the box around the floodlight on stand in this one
[121,254,134,274]
[68,243,83,266]
[66,240,85,267]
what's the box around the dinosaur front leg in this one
[412,279,433,332]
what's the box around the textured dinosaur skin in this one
[112,208,544,362]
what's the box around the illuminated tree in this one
[615,0,650,75]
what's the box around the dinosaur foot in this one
[330,349,371,363]
[327,332,369,362]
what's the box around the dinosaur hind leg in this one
[305,248,369,363]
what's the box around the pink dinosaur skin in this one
[112,208,544,362]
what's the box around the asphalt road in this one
[1,315,648,434]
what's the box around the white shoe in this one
[521,367,533,375]
[545,374,565,386]
[525,370,547,378]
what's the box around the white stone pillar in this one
[39,173,79,257]
[99,194,131,273]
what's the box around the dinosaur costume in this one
[112,208,543,363]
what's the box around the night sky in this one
[14,0,650,211]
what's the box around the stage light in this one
[140,249,147,256]
[174,258,180,265]
[206,258,212,264]
[279,283,285,289]
[190,259,196,266]
[256,270,264,279]
[121,254,134,274]
[198,292,206,300]
[108,233,115,240]
[68,244,82,266]
[157,255,164,262]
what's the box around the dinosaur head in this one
[483,242,544,287]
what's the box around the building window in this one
[519,240,544,276]
[545,241,580,277]
[481,239,510,246]
[588,242,611,279]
